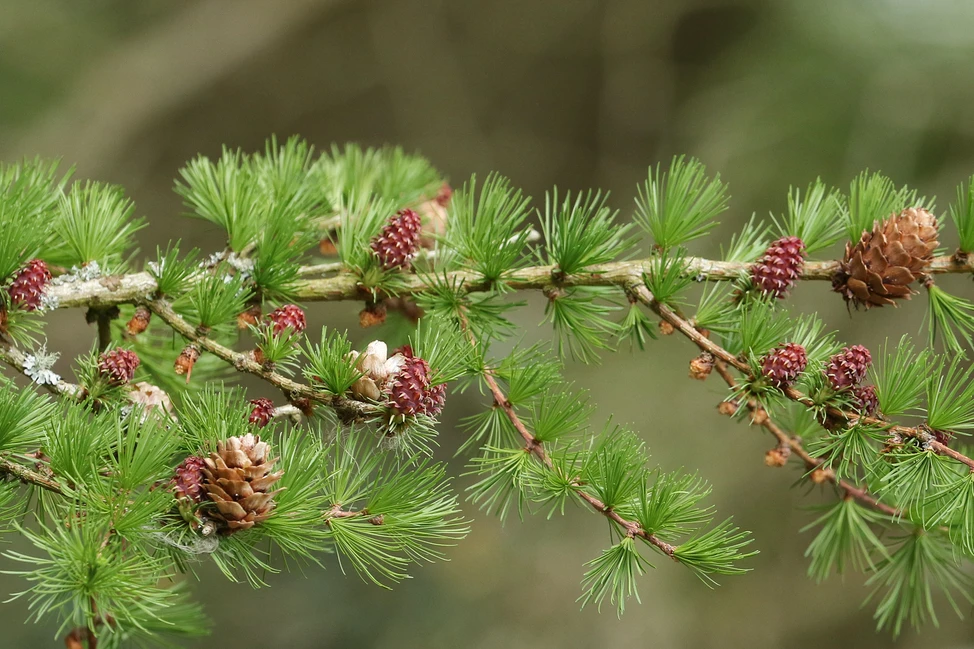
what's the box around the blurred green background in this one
[3,0,974,647]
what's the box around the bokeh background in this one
[3,0,974,647]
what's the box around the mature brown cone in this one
[833,207,939,309]
[202,434,283,534]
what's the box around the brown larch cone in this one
[418,183,452,249]
[125,305,152,336]
[832,207,939,309]
[174,343,201,381]
[201,434,284,534]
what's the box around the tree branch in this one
[629,284,974,471]
[143,298,381,421]
[42,252,974,310]
[710,360,900,518]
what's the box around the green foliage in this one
[729,298,790,359]
[774,179,846,253]
[494,345,562,406]
[672,519,756,587]
[465,445,537,521]
[539,189,636,275]
[871,336,929,417]
[580,426,647,510]
[926,284,974,354]
[0,158,67,280]
[409,316,474,385]
[925,355,974,433]
[802,498,889,582]
[642,248,693,307]
[6,520,207,644]
[148,241,199,297]
[721,214,770,263]
[445,173,533,285]
[322,428,467,586]
[527,388,592,443]
[543,286,619,363]
[846,170,933,241]
[693,284,739,335]
[879,446,954,515]
[578,537,651,617]
[184,272,252,330]
[635,155,728,250]
[925,471,974,556]
[0,379,52,453]
[48,181,145,270]
[12,137,974,642]
[334,192,396,275]
[301,327,362,396]
[810,422,886,480]
[619,302,656,350]
[866,531,973,636]
[175,147,262,251]
[249,200,317,300]
[252,322,302,370]
[631,471,714,539]
[949,174,974,252]
[314,143,443,211]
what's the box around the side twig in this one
[458,311,676,558]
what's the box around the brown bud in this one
[319,238,338,255]
[359,303,387,328]
[689,352,715,380]
[717,401,738,416]
[764,445,791,467]
[658,320,675,336]
[237,303,262,329]
[881,433,903,456]
[749,408,769,426]
[125,305,151,336]
[810,468,830,484]
[174,344,201,382]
